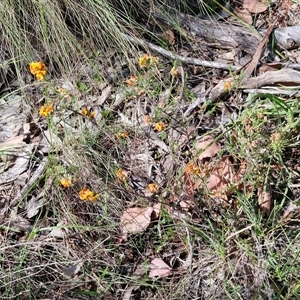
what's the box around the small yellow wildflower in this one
[116,131,129,139]
[126,75,139,87]
[60,178,72,188]
[29,61,47,80]
[155,122,166,132]
[146,183,159,193]
[39,102,54,117]
[116,168,129,183]
[170,67,179,77]
[81,107,95,119]
[79,187,99,202]
[138,54,158,68]
[185,162,200,175]
[224,81,233,91]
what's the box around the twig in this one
[121,33,238,71]
[241,22,275,82]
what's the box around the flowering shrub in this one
[138,54,158,68]
[60,178,72,188]
[81,107,95,119]
[29,61,47,80]
[79,187,99,202]
[146,183,159,193]
[185,163,200,175]
[39,103,54,117]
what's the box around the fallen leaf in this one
[120,206,154,239]
[282,202,299,219]
[258,63,282,75]
[258,186,272,215]
[148,258,172,278]
[195,135,221,161]
[234,6,253,24]
[60,262,83,277]
[26,194,44,218]
[243,0,268,13]
[206,156,233,191]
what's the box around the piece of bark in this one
[275,26,300,50]
[241,68,300,89]
[179,14,261,55]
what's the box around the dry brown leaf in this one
[196,135,221,161]
[234,6,253,24]
[159,30,176,45]
[206,156,233,191]
[258,187,272,215]
[243,0,268,13]
[282,202,299,219]
[148,258,172,278]
[258,63,282,75]
[120,206,153,239]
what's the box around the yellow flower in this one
[39,102,54,117]
[60,178,72,188]
[81,107,95,119]
[170,67,179,77]
[185,162,200,175]
[138,54,158,68]
[146,183,159,193]
[29,61,47,80]
[116,131,129,139]
[126,75,138,87]
[79,187,99,202]
[116,168,129,183]
[224,81,232,91]
[155,122,166,131]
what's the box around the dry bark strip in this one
[179,14,261,55]
[242,22,275,82]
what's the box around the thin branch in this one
[121,33,238,71]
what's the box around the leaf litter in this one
[1,3,300,299]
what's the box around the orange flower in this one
[116,131,129,139]
[146,183,159,193]
[60,178,72,188]
[29,61,47,80]
[138,54,158,68]
[79,187,99,202]
[126,75,138,87]
[185,163,200,175]
[39,102,54,117]
[116,168,129,183]
[81,107,95,119]
[155,122,166,131]
[224,81,232,91]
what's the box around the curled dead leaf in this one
[148,258,172,278]
[195,135,221,161]
[243,0,268,13]
[120,205,160,240]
